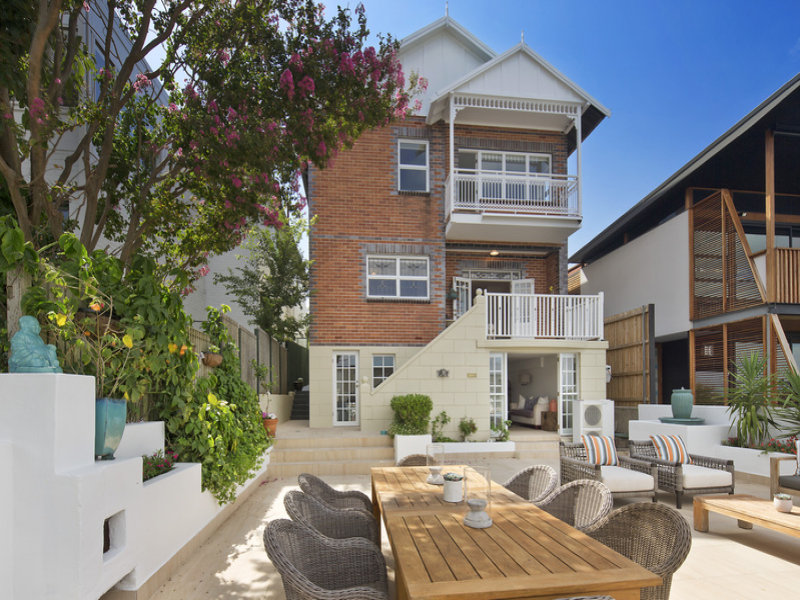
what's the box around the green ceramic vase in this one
[670,388,694,419]
[95,397,127,460]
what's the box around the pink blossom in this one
[197,265,210,277]
[168,103,178,113]
[339,52,355,75]
[231,176,243,188]
[418,76,429,91]
[2,113,11,120]
[54,78,62,85]
[133,73,152,92]
[83,1,89,12]
[279,68,295,99]
[217,50,231,66]
[288,53,303,70]
[297,76,315,98]
[317,140,327,156]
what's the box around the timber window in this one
[398,140,429,192]
[367,256,429,300]
[372,355,395,387]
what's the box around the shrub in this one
[459,416,477,441]
[431,411,457,442]
[143,449,178,482]
[388,394,432,436]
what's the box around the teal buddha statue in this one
[8,316,62,373]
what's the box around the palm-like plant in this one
[776,367,800,438]
[725,352,777,447]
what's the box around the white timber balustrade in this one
[445,171,579,217]
[485,292,604,340]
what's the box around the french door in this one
[558,353,578,436]
[511,279,536,337]
[333,352,359,426]
[489,353,507,429]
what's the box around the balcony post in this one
[449,92,455,214]
[765,129,776,303]
[575,110,582,217]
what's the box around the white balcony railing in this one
[446,170,580,218]
[486,292,604,340]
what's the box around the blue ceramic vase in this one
[670,388,693,419]
[95,397,127,460]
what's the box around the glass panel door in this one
[489,353,507,429]
[511,279,535,338]
[453,276,471,319]
[333,352,359,426]
[558,353,578,435]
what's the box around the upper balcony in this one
[445,169,581,244]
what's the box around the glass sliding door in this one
[489,353,507,429]
[558,353,578,435]
[333,352,359,426]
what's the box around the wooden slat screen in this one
[693,193,725,319]
[604,306,655,407]
[726,318,766,391]
[692,191,762,319]
[694,326,725,404]
[776,248,800,303]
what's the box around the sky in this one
[342,0,800,258]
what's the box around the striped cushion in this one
[582,434,618,466]
[650,434,693,464]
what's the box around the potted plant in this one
[459,416,477,441]
[202,344,223,367]
[261,384,278,437]
[443,471,464,502]
[389,394,433,462]
[774,492,794,513]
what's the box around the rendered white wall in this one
[0,440,12,600]
[581,212,691,339]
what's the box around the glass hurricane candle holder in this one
[463,465,492,528]
[426,443,445,485]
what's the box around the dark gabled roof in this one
[570,72,800,264]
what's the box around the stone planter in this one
[774,495,793,513]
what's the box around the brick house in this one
[307,15,611,439]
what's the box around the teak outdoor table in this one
[371,466,661,600]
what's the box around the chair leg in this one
[675,491,682,509]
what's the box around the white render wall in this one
[0,374,270,599]
[309,294,609,436]
[580,212,691,339]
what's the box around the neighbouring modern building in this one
[306,15,611,438]
[571,74,800,405]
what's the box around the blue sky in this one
[351,0,800,257]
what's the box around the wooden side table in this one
[542,410,558,431]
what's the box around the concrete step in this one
[271,446,395,463]
[269,458,396,478]
[513,439,559,461]
[274,435,392,450]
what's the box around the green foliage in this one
[387,394,432,437]
[215,214,311,342]
[490,420,512,442]
[776,368,800,438]
[142,449,178,482]
[458,417,478,442]
[725,352,777,447]
[165,305,269,504]
[431,411,456,442]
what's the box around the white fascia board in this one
[400,16,496,62]
[431,43,610,118]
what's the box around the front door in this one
[333,352,359,426]
[511,279,536,337]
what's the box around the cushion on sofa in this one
[599,465,654,493]
[778,474,800,491]
[681,464,732,489]
[524,397,535,411]
[582,434,618,466]
[650,434,693,464]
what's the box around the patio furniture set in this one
[265,461,693,600]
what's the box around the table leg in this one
[737,519,753,530]
[693,501,709,532]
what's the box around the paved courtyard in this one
[146,454,800,600]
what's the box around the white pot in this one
[774,497,794,513]
[443,479,463,503]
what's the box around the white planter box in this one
[442,441,515,455]
[394,434,432,464]
[708,446,795,478]
[116,421,165,459]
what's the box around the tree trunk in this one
[5,264,30,338]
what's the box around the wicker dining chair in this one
[396,453,433,466]
[284,490,380,545]
[537,479,613,531]
[297,473,373,514]
[264,518,388,600]
[502,465,559,504]
[584,502,692,600]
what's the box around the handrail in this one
[485,292,604,340]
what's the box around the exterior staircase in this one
[268,430,395,479]
[290,390,309,420]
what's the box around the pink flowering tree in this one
[0,0,420,275]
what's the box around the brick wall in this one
[309,117,570,346]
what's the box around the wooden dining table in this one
[371,466,661,600]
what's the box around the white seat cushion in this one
[600,465,654,493]
[681,464,732,489]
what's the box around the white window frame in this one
[458,149,551,175]
[366,255,430,300]
[372,354,395,387]
[398,139,429,192]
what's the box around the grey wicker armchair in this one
[284,491,379,545]
[584,502,692,600]
[628,439,734,508]
[537,479,613,531]
[396,453,433,466]
[502,465,559,504]
[560,441,658,501]
[297,473,373,514]
[264,518,388,600]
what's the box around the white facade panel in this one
[458,52,583,103]
[400,30,489,115]
[580,212,691,339]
